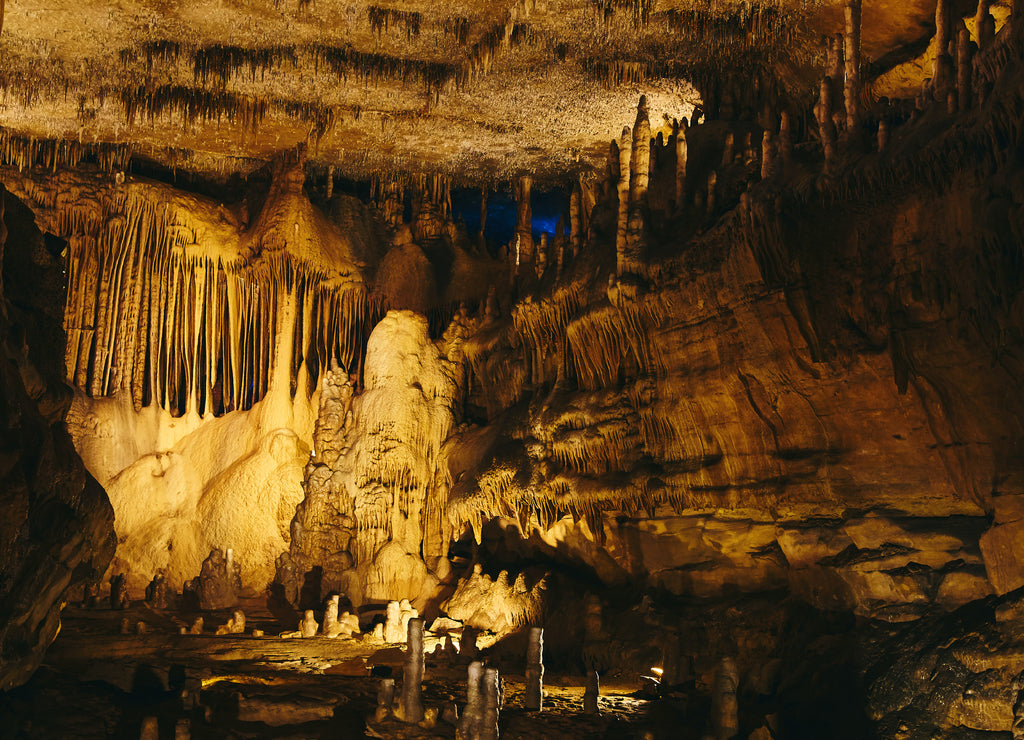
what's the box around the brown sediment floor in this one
[0,598,683,739]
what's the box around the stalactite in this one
[4,176,373,417]
[369,7,422,40]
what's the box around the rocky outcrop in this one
[0,185,115,690]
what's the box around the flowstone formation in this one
[289,309,468,608]
[1,156,375,594]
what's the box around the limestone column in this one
[402,617,425,722]
[525,626,544,711]
[844,0,862,133]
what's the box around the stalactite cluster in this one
[6,173,372,416]
[368,7,422,40]
[0,131,132,173]
[193,45,299,88]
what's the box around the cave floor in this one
[0,598,682,739]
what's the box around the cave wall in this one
[0,185,115,690]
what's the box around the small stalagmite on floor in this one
[584,670,600,714]
[402,617,425,723]
[458,661,485,738]
[376,677,396,721]
[525,626,544,711]
[713,657,739,740]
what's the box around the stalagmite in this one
[674,118,688,211]
[583,670,600,714]
[402,618,425,723]
[457,661,485,738]
[615,126,631,276]
[536,233,548,279]
[174,719,190,740]
[110,574,129,609]
[461,625,479,659]
[569,184,582,257]
[629,96,651,204]
[481,667,500,740]
[140,717,158,740]
[976,0,995,49]
[935,0,951,64]
[479,186,488,245]
[714,657,739,740]
[957,28,972,112]
[844,0,862,133]
[706,171,717,217]
[760,132,775,179]
[323,595,339,636]
[779,111,793,160]
[525,626,544,711]
[623,96,650,275]
[300,610,318,637]
[514,176,533,268]
[877,120,889,151]
[721,132,735,167]
[827,34,845,95]
[326,165,334,200]
[816,77,838,165]
[377,677,396,721]
[385,600,403,642]
[189,617,203,635]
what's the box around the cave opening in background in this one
[450,185,571,253]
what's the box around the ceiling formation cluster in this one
[0,0,959,185]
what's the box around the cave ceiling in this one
[0,0,970,185]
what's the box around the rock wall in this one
[0,185,114,690]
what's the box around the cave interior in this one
[2,0,1024,737]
